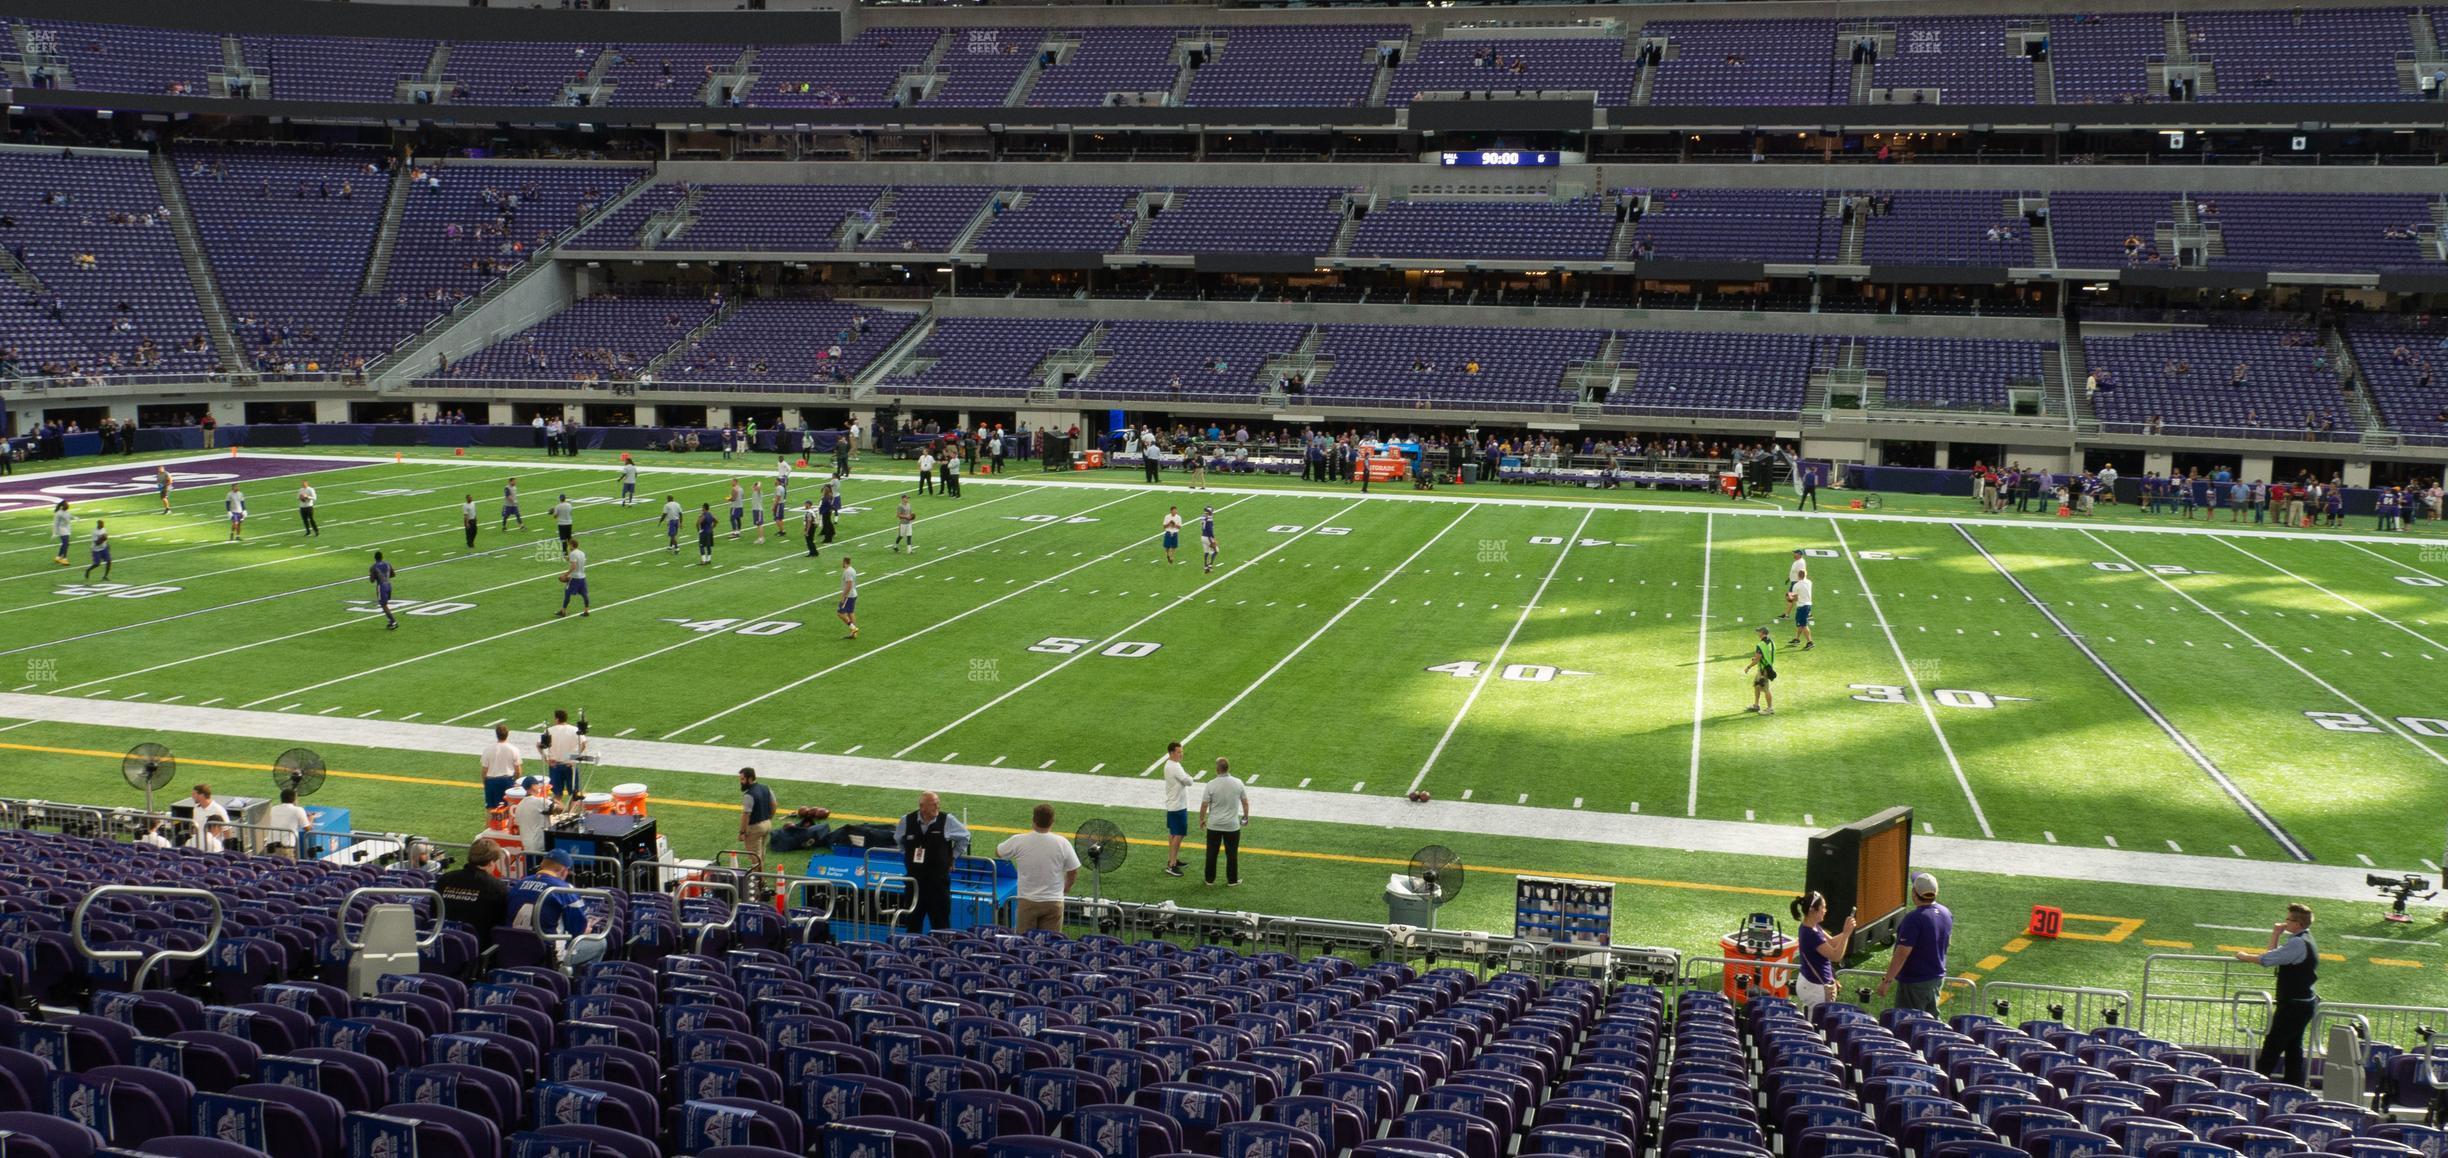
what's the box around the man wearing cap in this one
[1744,626,1778,716]
[507,847,603,966]
[1877,872,1954,1012]
[512,775,557,862]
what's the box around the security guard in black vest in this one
[2234,902,2319,1087]
[896,791,971,934]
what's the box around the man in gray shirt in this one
[1200,758,1250,887]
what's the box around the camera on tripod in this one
[2368,872,2437,923]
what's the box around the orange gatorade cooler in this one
[611,783,649,816]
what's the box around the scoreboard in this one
[1438,150,1560,168]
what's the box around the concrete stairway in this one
[150,151,246,375]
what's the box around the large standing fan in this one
[1403,845,1467,934]
[123,743,176,815]
[272,747,327,799]
[1073,819,1129,930]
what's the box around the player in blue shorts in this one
[368,551,398,630]
[52,500,72,565]
[557,539,590,618]
[1786,575,1815,651]
[618,459,638,506]
[83,520,111,581]
[501,478,525,530]
[662,495,683,552]
[837,557,860,640]
[771,479,788,537]
[697,503,717,565]
[1200,506,1218,574]
[1162,506,1183,565]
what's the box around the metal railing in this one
[1833,968,1983,1010]
[2136,953,2275,1054]
[72,885,224,989]
[2318,1001,2448,1056]
[1977,980,2136,1032]
[1679,953,1804,1001]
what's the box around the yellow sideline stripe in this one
[0,740,1792,897]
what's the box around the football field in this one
[3,449,2446,1001]
[3,451,2444,868]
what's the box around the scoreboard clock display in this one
[1438,150,1560,168]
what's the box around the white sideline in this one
[0,691,2402,904]
[172,451,2448,549]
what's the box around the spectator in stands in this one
[509,847,604,966]
[896,791,970,934]
[2233,903,2319,1086]
[998,803,1080,933]
[1875,872,1952,1012]
[437,838,512,952]
[1790,890,1856,1010]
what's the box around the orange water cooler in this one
[1720,915,1798,999]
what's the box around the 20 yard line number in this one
[2305,711,2448,736]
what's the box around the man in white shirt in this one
[543,710,585,797]
[551,495,576,555]
[917,449,937,495]
[619,460,639,506]
[189,820,229,854]
[297,483,320,537]
[1787,576,1816,651]
[481,723,522,809]
[512,776,557,860]
[1159,741,1195,878]
[997,802,1081,932]
[557,542,590,618]
[1199,758,1250,887]
[264,788,312,858]
[187,783,230,835]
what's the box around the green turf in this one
[1,719,2441,1011]
[2,448,2445,1016]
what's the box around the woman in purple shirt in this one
[1791,890,1858,1010]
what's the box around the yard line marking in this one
[663,495,1253,742]
[1298,777,1311,788]
[161,695,182,704]
[2225,538,2448,655]
[25,503,701,692]
[198,697,223,707]
[0,461,483,573]
[2167,840,2183,852]
[1040,760,1057,769]
[894,499,1364,760]
[2233,845,2247,857]
[276,703,301,712]
[752,738,771,748]
[1352,782,1366,792]
[398,710,419,721]
[1411,507,1596,794]
[705,734,725,745]
[2104,835,2119,848]
[1838,520,1990,837]
[1688,513,1714,817]
[1151,506,1475,766]
[1966,525,2307,861]
[357,709,382,718]
[2357,853,2376,866]
[2086,527,2448,790]
[441,490,1104,727]
[2044,831,2057,843]
[1088,762,1105,774]
[989,756,1007,766]
[844,745,863,754]
[800,742,818,751]
[613,726,635,737]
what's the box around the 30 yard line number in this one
[1850,684,2031,709]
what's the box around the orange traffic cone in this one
[228,446,238,457]
[394,451,404,463]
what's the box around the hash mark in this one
[1088,762,1105,774]
[1352,782,1367,792]
[989,756,1007,766]
[1041,760,1058,769]
[845,744,863,754]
